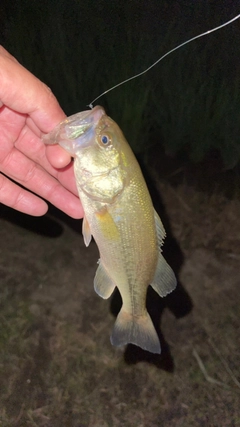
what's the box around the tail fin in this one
[110,309,161,354]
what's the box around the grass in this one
[151,47,240,168]
[0,184,239,426]
[3,1,240,166]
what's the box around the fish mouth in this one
[43,106,105,155]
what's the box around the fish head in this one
[43,106,133,202]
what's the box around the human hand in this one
[0,46,83,218]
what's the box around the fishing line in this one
[88,13,240,109]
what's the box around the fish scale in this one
[43,105,177,354]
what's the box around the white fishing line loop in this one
[88,13,240,109]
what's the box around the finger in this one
[0,147,83,218]
[55,163,79,195]
[0,48,65,132]
[0,108,75,191]
[45,144,72,169]
[0,106,71,176]
[14,122,72,174]
[0,46,19,63]
[14,126,78,194]
[0,111,79,213]
[0,173,48,216]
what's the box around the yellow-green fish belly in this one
[79,168,158,317]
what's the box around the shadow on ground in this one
[0,156,239,426]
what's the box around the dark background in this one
[1,0,240,171]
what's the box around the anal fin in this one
[151,253,177,297]
[94,261,115,299]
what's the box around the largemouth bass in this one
[43,106,176,354]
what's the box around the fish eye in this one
[99,133,112,147]
[101,135,109,144]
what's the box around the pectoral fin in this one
[94,261,115,299]
[151,253,177,297]
[82,216,92,247]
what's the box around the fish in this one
[43,106,177,354]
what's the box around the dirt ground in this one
[0,160,239,427]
